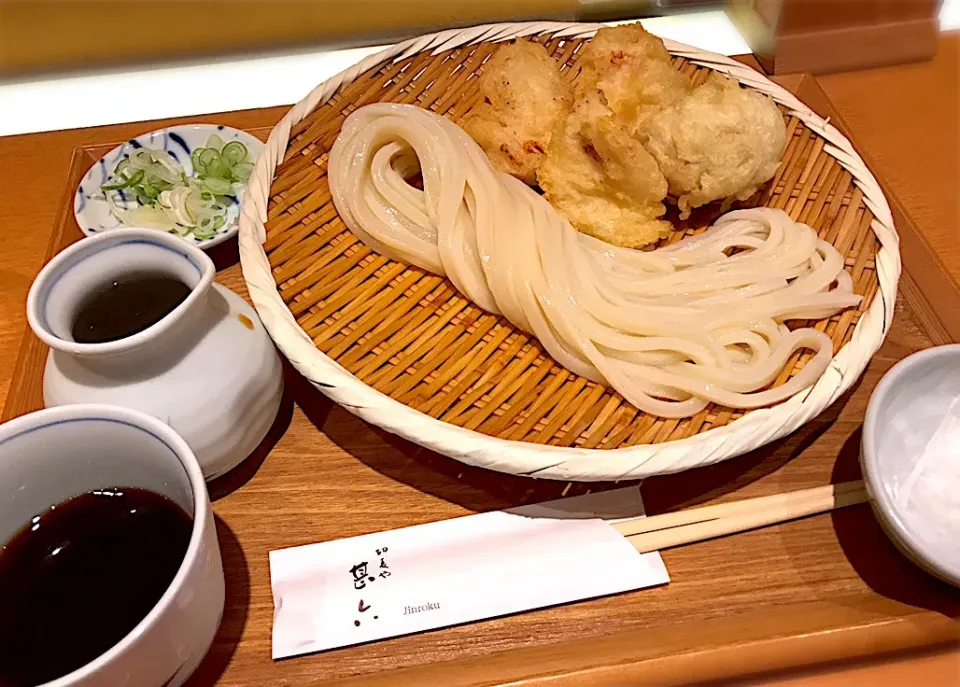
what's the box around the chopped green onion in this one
[197,148,219,170]
[232,161,254,182]
[101,176,131,191]
[221,141,247,164]
[202,177,232,195]
[126,169,145,187]
[100,134,254,241]
[101,169,143,191]
[205,134,225,152]
[204,159,224,180]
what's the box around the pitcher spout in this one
[27,229,216,361]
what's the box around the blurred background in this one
[0,1,719,75]
[0,0,956,136]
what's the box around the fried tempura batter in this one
[461,40,573,185]
[461,23,786,248]
[575,24,691,136]
[642,73,787,217]
[538,94,671,249]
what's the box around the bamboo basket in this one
[239,21,900,481]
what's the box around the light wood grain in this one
[817,34,960,338]
[615,482,867,547]
[776,69,959,343]
[747,646,960,687]
[0,59,958,687]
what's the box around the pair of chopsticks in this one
[616,481,868,554]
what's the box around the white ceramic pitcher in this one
[26,229,283,480]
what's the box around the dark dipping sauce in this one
[0,488,192,687]
[71,273,191,344]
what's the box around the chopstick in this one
[616,481,867,554]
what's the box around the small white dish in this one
[74,124,263,250]
[861,344,960,587]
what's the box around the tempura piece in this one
[575,23,691,136]
[642,73,787,217]
[538,94,671,248]
[461,40,573,185]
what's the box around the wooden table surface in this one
[817,34,960,288]
[0,45,958,687]
[814,33,960,349]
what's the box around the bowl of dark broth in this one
[0,488,191,686]
[0,405,224,687]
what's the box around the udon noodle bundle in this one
[328,103,861,418]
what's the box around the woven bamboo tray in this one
[239,21,900,481]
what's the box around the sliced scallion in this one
[221,141,247,164]
[205,134,225,152]
[100,132,255,241]
[232,161,254,182]
[202,177,232,195]
[197,148,219,170]
[101,176,131,191]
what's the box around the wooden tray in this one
[2,71,958,687]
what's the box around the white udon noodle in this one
[328,103,862,418]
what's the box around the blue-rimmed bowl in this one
[74,124,263,250]
[0,404,224,686]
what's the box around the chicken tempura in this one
[575,23,691,137]
[538,94,671,248]
[461,40,573,185]
[641,73,787,217]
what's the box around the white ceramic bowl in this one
[862,344,960,587]
[74,124,263,250]
[0,404,224,687]
[27,228,284,480]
